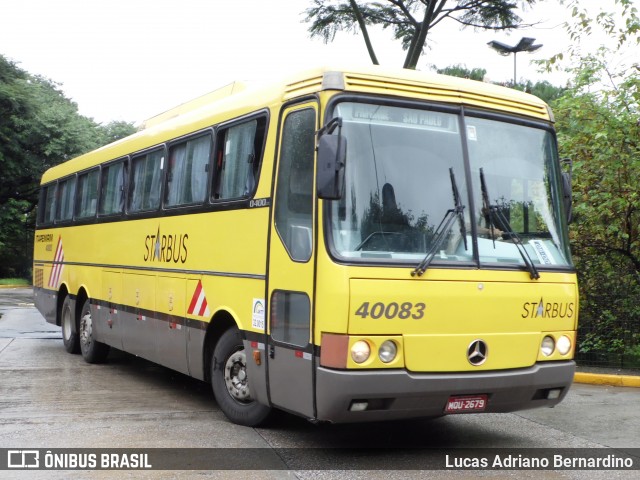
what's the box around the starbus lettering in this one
[144,229,188,264]
[521,297,575,319]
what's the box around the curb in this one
[574,372,640,388]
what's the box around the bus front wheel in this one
[211,327,271,426]
[61,296,80,354]
[78,299,110,364]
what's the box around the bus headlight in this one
[351,340,371,363]
[541,336,555,356]
[557,335,572,355]
[378,340,397,363]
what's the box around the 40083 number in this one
[354,301,426,320]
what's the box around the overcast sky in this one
[0,0,622,125]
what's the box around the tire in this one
[78,299,110,364]
[211,327,271,426]
[61,296,80,354]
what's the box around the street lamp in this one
[487,37,543,86]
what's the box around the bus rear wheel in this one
[211,327,271,427]
[78,299,110,364]
[61,296,80,354]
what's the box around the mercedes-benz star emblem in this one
[467,339,488,366]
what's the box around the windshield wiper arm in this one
[479,168,540,280]
[412,168,466,277]
[451,167,468,253]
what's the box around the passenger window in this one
[213,117,266,200]
[166,134,211,207]
[99,160,127,215]
[270,291,310,347]
[55,176,76,221]
[130,150,164,212]
[75,168,100,219]
[41,184,57,224]
[274,108,316,262]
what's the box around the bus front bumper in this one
[314,361,575,423]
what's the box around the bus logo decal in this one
[521,297,575,319]
[467,339,488,366]
[144,226,189,264]
[252,299,265,330]
[187,280,211,317]
[48,236,64,288]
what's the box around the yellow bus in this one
[33,66,578,426]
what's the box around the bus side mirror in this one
[561,158,573,224]
[317,133,346,200]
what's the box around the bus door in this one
[266,103,318,418]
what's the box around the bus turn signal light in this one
[253,350,261,366]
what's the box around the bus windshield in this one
[327,101,572,271]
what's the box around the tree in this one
[436,64,486,81]
[547,0,640,364]
[434,64,565,103]
[0,55,136,277]
[518,80,565,104]
[98,120,138,145]
[304,0,538,69]
[1,59,100,209]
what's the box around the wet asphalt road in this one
[0,288,639,479]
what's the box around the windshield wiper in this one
[479,168,540,280]
[412,168,466,277]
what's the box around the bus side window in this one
[271,290,310,347]
[166,134,211,207]
[213,117,265,200]
[40,184,57,225]
[75,168,99,219]
[55,176,76,222]
[274,108,315,262]
[130,150,163,212]
[99,160,127,215]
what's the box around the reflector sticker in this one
[187,280,211,317]
[294,350,312,360]
[48,236,64,288]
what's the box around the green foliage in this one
[435,64,565,104]
[437,65,486,81]
[304,1,537,69]
[98,121,138,145]
[0,199,32,278]
[0,55,136,278]
[0,278,30,286]
[517,80,566,104]
[549,1,640,363]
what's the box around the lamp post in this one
[487,37,542,86]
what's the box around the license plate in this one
[445,395,488,413]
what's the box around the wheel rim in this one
[62,306,72,341]
[224,349,253,403]
[79,310,93,349]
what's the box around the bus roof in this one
[41,65,552,184]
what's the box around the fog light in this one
[351,340,371,363]
[541,336,555,356]
[349,401,369,411]
[547,388,562,400]
[557,335,572,355]
[378,340,397,363]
